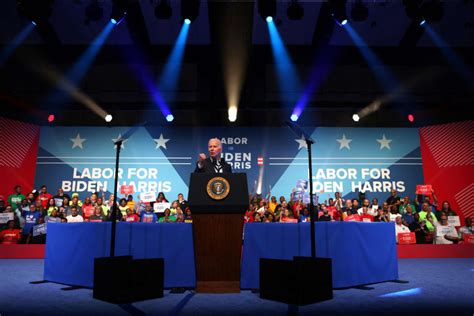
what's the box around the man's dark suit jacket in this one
[194,157,232,173]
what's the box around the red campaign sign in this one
[120,185,134,195]
[398,232,416,244]
[463,234,474,244]
[416,184,432,195]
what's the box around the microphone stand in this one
[110,139,122,257]
[285,121,317,258]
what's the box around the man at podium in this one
[195,138,232,174]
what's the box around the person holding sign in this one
[395,216,410,243]
[195,138,232,173]
[433,214,459,244]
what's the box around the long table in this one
[240,222,399,289]
[44,222,398,290]
[44,222,196,288]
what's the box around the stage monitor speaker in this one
[93,256,164,304]
[260,256,333,305]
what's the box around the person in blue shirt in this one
[21,204,41,242]
[140,204,158,223]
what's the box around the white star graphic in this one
[153,133,170,149]
[70,133,86,149]
[295,135,308,150]
[112,134,128,149]
[377,134,392,150]
[336,134,352,150]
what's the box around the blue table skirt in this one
[240,222,399,289]
[44,222,196,288]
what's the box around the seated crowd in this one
[0,185,472,245]
[244,188,472,245]
[0,185,192,244]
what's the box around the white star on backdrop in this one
[70,133,86,149]
[295,135,308,150]
[377,134,392,150]
[112,134,128,149]
[153,133,170,149]
[336,134,352,150]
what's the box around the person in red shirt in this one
[37,185,53,209]
[0,220,22,244]
[360,206,375,222]
[124,208,140,222]
[344,212,361,222]
[82,197,95,221]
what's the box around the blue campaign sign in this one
[35,126,424,203]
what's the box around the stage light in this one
[329,0,348,26]
[419,19,426,26]
[105,114,113,122]
[290,114,299,122]
[17,0,53,25]
[31,21,37,26]
[155,0,172,20]
[181,0,200,24]
[184,18,191,25]
[408,114,415,122]
[351,1,368,22]
[110,1,127,26]
[166,114,174,122]
[47,114,55,123]
[287,0,303,20]
[228,106,237,122]
[266,16,273,23]
[352,114,360,122]
[85,0,103,25]
[258,0,276,22]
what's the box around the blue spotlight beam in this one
[0,23,35,66]
[158,22,190,95]
[424,24,474,86]
[45,21,115,107]
[293,48,336,119]
[67,21,115,84]
[267,19,302,108]
[344,23,398,92]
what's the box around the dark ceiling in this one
[0,0,473,127]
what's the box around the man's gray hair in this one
[208,138,222,147]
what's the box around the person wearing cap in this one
[395,215,410,243]
[8,185,25,211]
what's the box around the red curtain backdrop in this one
[419,121,474,223]
[0,117,40,198]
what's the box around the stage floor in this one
[1,259,472,316]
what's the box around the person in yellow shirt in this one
[268,196,278,213]
[126,195,136,211]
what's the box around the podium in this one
[188,173,248,293]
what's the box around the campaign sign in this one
[398,232,416,244]
[416,184,432,195]
[35,126,424,203]
[120,184,135,195]
[447,216,460,227]
[436,225,454,237]
[154,202,171,213]
[33,223,47,237]
[0,213,14,224]
[54,198,63,207]
[140,191,156,203]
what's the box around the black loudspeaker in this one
[93,256,164,304]
[260,256,333,305]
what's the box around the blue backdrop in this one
[35,127,424,202]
